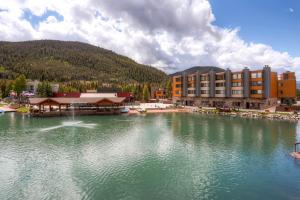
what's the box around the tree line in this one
[0,40,168,84]
[0,74,173,102]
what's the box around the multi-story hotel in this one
[172,65,296,109]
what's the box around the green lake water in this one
[0,113,300,200]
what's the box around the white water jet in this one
[40,121,97,132]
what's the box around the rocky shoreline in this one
[193,108,300,122]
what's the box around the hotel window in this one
[188,83,195,88]
[201,90,209,94]
[251,81,263,86]
[232,90,243,95]
[175,84,181,88]
[188,90,195,94]
[232,82,242,87]
[175,77,182,82]
[279,90,283,95]
[175,91,181,95]
[251,90,262,94]
[201,83,209,87]
[201,75,209,81]
[232,73,242,80]
[188,76,195,81]
[279,82,284,87]
[216,74,224,80]
[251,72,262,79]
[215,82,225,87]
[215,90,224,94]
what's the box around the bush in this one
[16,107,29,113]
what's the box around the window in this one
[175,84,181,88]
[201,83,209,87]
[216,74,224,80]
[251,72,262,79]
[188,90,195,94]
[175,77,182,82]
[175,91,181,95]
[279,90,283,95]
[216,82,224,87]
[232,90,243,95]
[201,75,209,81]
[251,81,263,86]
[232,73,242,80]
[188,76,195,81]
[201,90,209,94]
[188,83,194,88]
[251,90,262,94]
[232,82,242,87]
[215,90,224,94]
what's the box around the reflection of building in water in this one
[296,124,300,143]
[170,114,297,154]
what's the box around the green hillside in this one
[0,40,167,84]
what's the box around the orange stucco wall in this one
[278,72,296,98]
[270,72,278,98]
[172,76,182,98]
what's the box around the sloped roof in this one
[29,97,125,105]
[80,93,117,98]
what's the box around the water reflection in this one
[0,113,300,200]
[170,113,298,154]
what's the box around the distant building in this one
[80,93,117,98]
[117,92,134,102]
[51,83,59,93]
[26,80,59,94]
[154,88,166,99]
[172,65,297,109]
[26,80,39,93]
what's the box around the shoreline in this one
[2,106,300,122]
[128,107,300,122]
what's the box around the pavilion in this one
[28,97,126,117]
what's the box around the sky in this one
[0,0,299,76]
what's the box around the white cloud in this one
[0,0,299,76]
[289,8,294,13]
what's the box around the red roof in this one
[117,92,133,98]
[53,92,81,98]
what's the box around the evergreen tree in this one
[14,74,26,96]
[166,79,172,98]
[37,82,53,97]
[142,84,150,102]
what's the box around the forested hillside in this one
[0,40,167,84]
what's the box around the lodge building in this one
[172,65,296,109]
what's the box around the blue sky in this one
[23,9,64,28]
[210,0,300,57]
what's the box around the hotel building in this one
[172,66,296,109]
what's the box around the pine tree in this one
[142,84,150,102]
[14,74,26,96]
[166,79,172,98]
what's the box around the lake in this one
[0,113,300,200]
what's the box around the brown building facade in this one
[172,66,296,109]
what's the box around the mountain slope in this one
[0,40,167,83]
[170,66,225,76]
